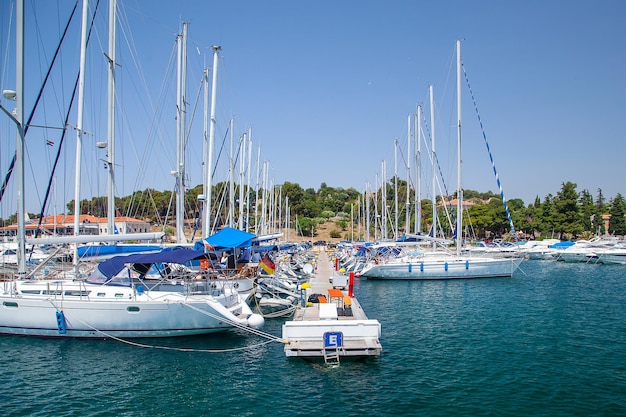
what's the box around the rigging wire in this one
[32,1,102,241]
[462,64,518,241]
[0,0,79,204]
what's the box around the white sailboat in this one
[0,248,264,337]
[360,40,522,280]
[0,1,263,337]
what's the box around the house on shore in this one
[0,214,152,241]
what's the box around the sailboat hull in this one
[0,280,254,338]
[360,257,522,280]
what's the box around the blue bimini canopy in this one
[195,227,257,251]
[87,248,207,285]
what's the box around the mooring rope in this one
[75,318,277,353]
[57,298,290,353]
[462,64,518,241]
[179,301,286,343]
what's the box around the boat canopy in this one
[550,241,575,248]
[87,249,207,285]
[194,227,257,250]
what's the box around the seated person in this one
[220,251,229,268]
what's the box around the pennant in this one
[46,139,54,146]
[259,254,276,275]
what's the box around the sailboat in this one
[0,248,264,337]
[360,40,522,280]
[0,1,263,337]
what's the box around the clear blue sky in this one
[1,0,625,217]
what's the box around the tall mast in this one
[261,160,268,234]
[203,45,220,237]
[201,66,208,234]
[393,138,398,240]
[415,105,422,234]
[106,0,116,236]
[430,84,436,250]
[374,175,379,240]
[73,0,89,268]
[285,196,290,240]
[380,161,385,239]
[365,183,370,241]
[245,128,252,232]
[456,39,463,255]
[15,0,25,275]
[405,114,411,235]
[238,132,246,230]
[228,118,234,228]
[254,146,260,233]
[175,22,188,243]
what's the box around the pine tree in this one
[608,194,626,236]
[554,182,583,239]
[579,190,594,233]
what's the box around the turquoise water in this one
[3,260,625,416]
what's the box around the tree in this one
[553,182,583,239]
[579,189,595,233]
[282,182,304,211]
[608,194,626,236]
[540,194,556,238]
[296,217,316,237]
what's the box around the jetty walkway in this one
[281,246,382,360]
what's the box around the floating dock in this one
[282,248,382,362]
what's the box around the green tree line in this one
[3,180,625,241]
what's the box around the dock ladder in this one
[323,344,341,365]
[323,331,344,366]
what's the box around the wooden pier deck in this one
[282,247,382,360]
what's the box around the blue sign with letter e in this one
[324,331,343,347]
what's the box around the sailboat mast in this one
[456,39,463,255]
[254,146,260,233]
[201,66,208,233]
[73,0,89,268]
[415,104,422,234]
[175,22,188,243]
[228,118,234,228]
[238,132,246,230]
[430,84,436,250]
[393,138,398,240]
[245,128,252,232]
[381,160,387,240]
[106,0,116,236]
[365,183,370,241]
[203,45,220,238]
[405,114,411,235]
[15,0,25,275]
[374,176,379,240]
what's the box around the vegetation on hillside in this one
[3,180,624,241]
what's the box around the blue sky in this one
[1,0,625,217]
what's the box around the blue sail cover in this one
[87,249,207,284]
[195,227,256,250]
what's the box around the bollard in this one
[348,271,355,297]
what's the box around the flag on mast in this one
[259,254,276,274]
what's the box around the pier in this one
[281,247,382,362]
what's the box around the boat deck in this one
[282,248,382,360]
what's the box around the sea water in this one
[2,260,625,416]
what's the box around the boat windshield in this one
[85,267,132,287]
